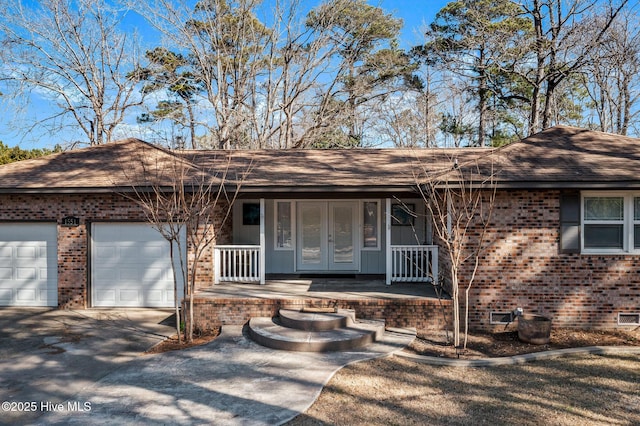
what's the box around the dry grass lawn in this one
[287,353,640,425]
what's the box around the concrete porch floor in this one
[196,277,444,301]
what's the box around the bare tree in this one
[416,153,497,348]
[518,0,629,134]
[582,11,640,135]
[0,0,143,146]
[120,142,250,342]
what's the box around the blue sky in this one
[0,0,450,149]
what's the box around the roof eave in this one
[2,181,640,195]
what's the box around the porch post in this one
[259,198,266,285]
[385,198,392,285]
[213,247,220,285]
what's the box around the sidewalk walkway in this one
[40,326,416,425]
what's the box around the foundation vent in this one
[490,311,514,325]
[617,313,640,326]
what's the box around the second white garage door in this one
[92,223,184,308]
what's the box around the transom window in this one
[582,193,640,253]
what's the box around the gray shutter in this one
[559,191,580,254]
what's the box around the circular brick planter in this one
[517,314,552,345]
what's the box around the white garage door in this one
[0,223,58,307]
[92,223,184,308]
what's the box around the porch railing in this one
[390,245,438,283]
[213,245,262,284]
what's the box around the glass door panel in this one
[329,202,359,270]
[297,202,327,270]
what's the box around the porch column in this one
[385,198,392,285]
[259,198,266,285]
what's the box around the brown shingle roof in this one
[0,126,638,194]
[492,126,640,187]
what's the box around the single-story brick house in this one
[0,125,638,330]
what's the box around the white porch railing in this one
[214,245,263,284]
[390,245,438,283]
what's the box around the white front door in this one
[297,201,359,271]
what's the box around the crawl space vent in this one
[490,311,514,325]
[617,313,640,326]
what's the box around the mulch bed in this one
[144,327,221,355]
[407,328,640,359]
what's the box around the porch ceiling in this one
[196,278,442,301]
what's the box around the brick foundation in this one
[186,297,452,335]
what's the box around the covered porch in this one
[213,198,439,286]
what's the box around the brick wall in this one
[0,193,230,308]
[187,297,452,335]
[448,189,640,331]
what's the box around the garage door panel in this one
[0,268,12,280]
[92,223,184,308]
[16,268,37,280]
[0,246,11,258]
[96,246,117,258]
[118,289,139,303]
[95,289,116,303]
[94,267,117,281]
[142,267,165,281]
[0,288,12,302]
[119,267,140,281]
[145,290,164,302]
[0,224,57,307]
[17,245,37,259]
[16,288,37,302]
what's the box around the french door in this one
[297,201,359,271]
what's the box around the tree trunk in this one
[169,241,181,344]
[451,267,460,347]
[529,0,544,135]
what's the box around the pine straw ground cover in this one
[287,329,640,426]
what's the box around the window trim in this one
[581,192,640,254]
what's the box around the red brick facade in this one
[2,190,638,331]
[454,189,640,331]
[0,193,230,308]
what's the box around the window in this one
[363,201,379,249]
[582,193,640,253]
[275,201,293,250]
[242,203,260,226]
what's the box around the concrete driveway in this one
[0,308,175,425]
[0,308,415,426]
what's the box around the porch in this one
[199,277,441,300]
[190,278,452,334]
[218,198,438,285]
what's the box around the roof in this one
[492,126,640,188]
[0,126,638,194]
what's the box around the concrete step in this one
[248,314,385,352]
[279,308,356,331]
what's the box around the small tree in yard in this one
[120,142,249,342]
[416,154,497,348]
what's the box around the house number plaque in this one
[61,216,80,227]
